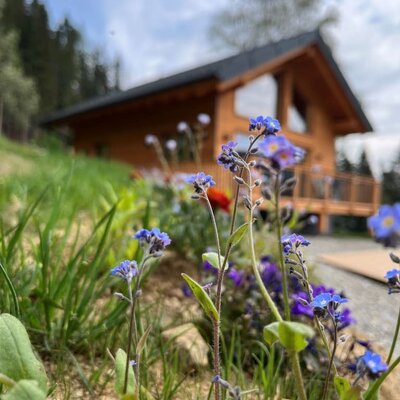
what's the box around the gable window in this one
[289,88,309,133]
[234,73,278,119]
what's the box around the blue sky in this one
[41,0,400,175]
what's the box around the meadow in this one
[0,125,399,400]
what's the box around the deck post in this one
[318,213,330,234]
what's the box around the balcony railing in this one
[173,162,380,216]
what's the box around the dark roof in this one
[41,30,372,131]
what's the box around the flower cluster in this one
[368,203,400,247]
[259,135,305,170]
[310,292,348,319]
[249,115,281,134]
[281,233,311,255]
[357,351,388,377]
[186,172,216,194]
[110,260,138,284]
[217,141,241,173]
[134,228,171,256]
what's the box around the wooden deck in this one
[173,162,380,232]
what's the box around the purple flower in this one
[332,294,348,305]
[227,268,245,287]
[111,260,138,284]
[263,116,281,134]
[385,268,400,294]
[385,269,400,279]
[259,135,305,170]
[134,228,171,256]
[310,293,332,309]
[281,233,310,255]
[337,308,355,330]
[249,115,266,131]
[217,141,240,173]
[368,204,400,247]
[291,292,313,318]
[182,283,192,298]
[186,172,216,194]
[358,351,388,375]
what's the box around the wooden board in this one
[318,249,392,282]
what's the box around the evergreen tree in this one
[0,0,38,137]
[336,150,354,173]
[1,0,120,122]
[357,150,372,176]
[209,0,337,51]
[381,151,400,204]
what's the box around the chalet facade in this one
[42,31,379,233]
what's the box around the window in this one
[289,89,309,133]
[234,74,278,118]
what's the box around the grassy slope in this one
[0,136,132,215]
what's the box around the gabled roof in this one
[41,30,372,132]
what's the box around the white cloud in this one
[326,0,400,133]
[102,0,229,87]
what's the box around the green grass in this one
[0,136,131,216]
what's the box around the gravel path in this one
[304,236,400,356]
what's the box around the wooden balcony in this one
[173,162,380,221]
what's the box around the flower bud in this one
[233,176,245,185]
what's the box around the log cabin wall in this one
[71,90,217,168]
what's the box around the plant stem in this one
[123,258,148,396]
[229,132,264,235]
[0,261,20,318]
[272,171,307,400]
[322,313,338,400]
[294,252,338,376]
[387,304,400,364]
[289,351,308,400]
[274,174,290,321]
[364,355,400,400]
[204,193,224,400]
[246,168,282,322]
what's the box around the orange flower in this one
[207,187,231,213]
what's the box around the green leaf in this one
[181,274,219,321]
[0,314,47,392]
[136,325,152,356]
[335,376,351,398]
[340,387,363,400]
[1,380,47,400]
[277,321,314,352]
[202,252,225,270]
[227,222,249,248]
[263,322,280,345]
[115,349,135,396]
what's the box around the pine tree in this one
[0,0,38,137]
[357,150,372,176]
[382,151,400,204]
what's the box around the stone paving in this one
[304,236,400,356]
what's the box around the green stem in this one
[322,313,338,400]
[273,172,307,400]
[247,168,282,322]
[294,252,337,375]
[123,257,148,396]
[204,193,223,400]
[364,355,400,400]
[228,132,264,235]
[289,351,308,400]
[387,304,400,364]
[274,174,290,321]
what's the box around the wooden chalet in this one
[41,31,379,233]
